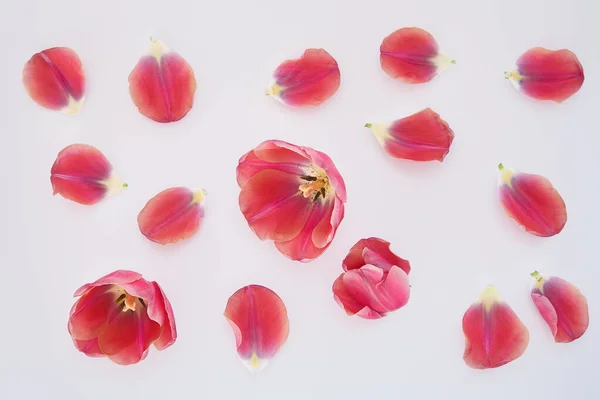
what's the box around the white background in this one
[0,0,598,398]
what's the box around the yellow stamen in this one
[299,180,326,198]
[122,292,137,312]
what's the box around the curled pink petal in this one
[266,48,341,107]
[237,140,346,262]
[505,47,584,103]
[462,286,529,369]
[366,108,454,162]
[333,265,410,319]
[22,47,86,114]
[68,270,177,365]
[380,27,454,84]
[51,144,127,205]
[343,237,410,274]
[128,39,196,122]
[498,164,567,237]
[530,271,589,343]
[224,285,289,371]
[138,187,206,244]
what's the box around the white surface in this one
[0,0,598,399]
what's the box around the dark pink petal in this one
[237,140,346,262]
[51,144,126,205]
[530,271,589,343]
[366,108,454,162]
[138,187,206,244]
[506,47,584,103]
[462,286,529,369]
[342,237,411,274]
[498,164,567,237]
[380,27,454,83]
[22,47,86,114]
[224,285,289,371]
[267,48,341,107]
[333,265,410,319]
[128,39,196,122]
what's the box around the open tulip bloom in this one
[68,270,176,365]
[237,140,346,262]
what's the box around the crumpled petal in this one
[462,286,529,369]
[237,140,346,262]
[266,48,341,107]
[22,47,86,114]
[366,108,454,162]
[530,271,589,343]
[333,265,410,319]
[380,27,454,83]
[498,164,567,237]
[68,270,177,365]
[343,237,410,274]
[224,285,289,372]
[505,47,584,103]
[51,144,127,205]
[129,39,196,122]
[138,187,206,244]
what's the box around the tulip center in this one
[299,165,330,202]
[116,290,146,312]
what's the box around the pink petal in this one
[498,164,567,237]
[274,198,333,261]
[462,286,529,369]
[138,187,206,244]
[239,169,313,242]
[237,140,347,261]
[72,338,104,357]
[267,48,341,107]
[74,270,142,297]
[51,144,126,205]
[22,47,86,114]
[366,108,454,162]
[380,27,454,83]
[236,141,310,188]
[128,40,196,122]
[68,285,121,341]
[530,271,589,343]
[97,309,162,366]
[342,237,411,274]
[152,282,178,350]
[224,285,290,371]
[333,265,410,319]
[506,48,584,103]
